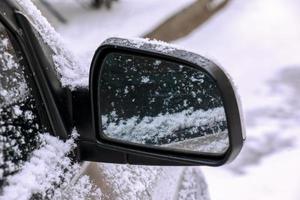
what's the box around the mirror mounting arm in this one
[72,88,94,142]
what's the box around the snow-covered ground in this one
[35,0,300,199]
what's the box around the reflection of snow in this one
[154,60,162,66]
[190,76,204,83]
[102,107,228,153]
[141,76,150,83]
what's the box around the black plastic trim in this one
[14,12,71,139]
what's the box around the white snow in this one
[140,76,150,83]
[16,0,89,89]
[96,164,209,200]
[177,167,210,200]
[0,130,101,200]
[124,37,178,53]
[103,107,228,153]
[99,164,161,200]
[0,33,28,107]
[12,106,22,116]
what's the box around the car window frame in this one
[0,17,51,187]
[14,12,74,140]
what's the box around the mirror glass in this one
[98,52,229,154]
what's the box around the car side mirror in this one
[77,37,245,166]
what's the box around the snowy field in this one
[36,0,300,199]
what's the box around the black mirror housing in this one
[78,37,245,166]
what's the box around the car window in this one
[0,21,47,189]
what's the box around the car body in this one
[0,0,244,199]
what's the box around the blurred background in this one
[33,0,300,199]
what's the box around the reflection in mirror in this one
[98,52,229,154]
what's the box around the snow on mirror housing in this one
[85,37,245,166]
